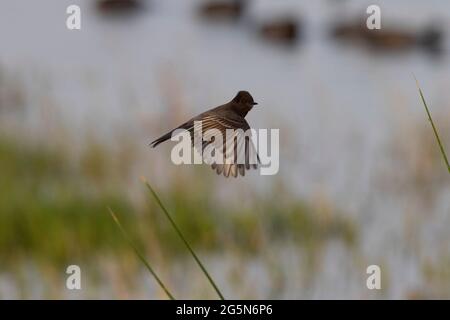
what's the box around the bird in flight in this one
[150,91,260,178]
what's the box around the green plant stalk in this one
[142,178,225,300]
[108,207,175,300]
[415,76,450,174]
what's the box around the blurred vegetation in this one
[0,137,134,267]
[148,187,357,255]
[0,135,357,270]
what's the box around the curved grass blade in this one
[141,177,225,300]
[108,207,175,300]
[414,76,450,174]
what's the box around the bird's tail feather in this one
[149,121,193,148]
[149,130,174,148]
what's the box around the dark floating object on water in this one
[198,0,247,21]
[259,17,300,46]
[331,20,444,55]
[332,21,365,41]
[96,0,144,16]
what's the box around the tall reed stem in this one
[142,177,225,300]
[108,207,175,300]
[414,76,450,174]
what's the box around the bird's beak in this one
[252,102,258,106]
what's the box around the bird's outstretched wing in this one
[187,115,260,178]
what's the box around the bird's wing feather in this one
[188,114,259,178]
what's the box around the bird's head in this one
[231,91,258,116]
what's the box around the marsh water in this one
[0,0,449,298]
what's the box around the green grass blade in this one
[141,177,225,300]
[108,207,175,300]
[414,76,450,174]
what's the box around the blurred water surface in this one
[0,0,449,299]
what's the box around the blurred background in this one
[0,0,449,299]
